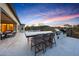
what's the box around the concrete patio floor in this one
[0,32,79,56]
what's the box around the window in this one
[9,24,14,31]
[2,24,7,32]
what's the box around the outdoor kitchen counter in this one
[25,31,53,37]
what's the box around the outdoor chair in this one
[31,34,45,56]
[0,32,6,40]
[0,33,2,40]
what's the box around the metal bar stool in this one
[31,34,45,56]
[42,33,52,52]
[50,33,56,47]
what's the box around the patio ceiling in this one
[1,12,17,24]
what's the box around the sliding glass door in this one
[1,24,14,32]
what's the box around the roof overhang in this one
[6,3,21,25]
[1,11,17,24]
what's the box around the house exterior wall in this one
[0,3,20,32]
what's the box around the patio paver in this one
[0,32,79,56]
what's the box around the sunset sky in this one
[12,3,79,26]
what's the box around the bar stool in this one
[50,33,56,46]
[42,33,52,52]
[31,34,45,56]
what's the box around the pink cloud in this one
[26,14,79,26]
[43,14,79,23]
